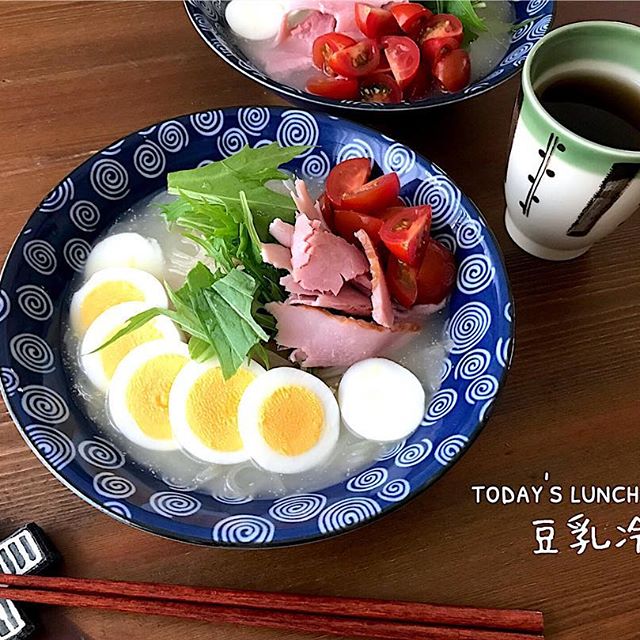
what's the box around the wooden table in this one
[1,2,640,639]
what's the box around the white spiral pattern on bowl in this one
[23,240,57,275]
[383,143,416,175]
[10,334,55,374]
[90,159,130,200]
[79,437,125,470]
[511,19,534,42]
[336,138,375,163]
[238,107,270,135]
[269,494,327,523]
[377,479,410,503]
[217,127,249,157]
[0,290,10,322]
[158,121,189,153]
[346,467,388,492]
[423,389,457,425]
[149,492,202,518]
[457,255,495,295]
[465,374,499,404]
[17,285,53,321]
[435,435,469,466]
[455,219,483,249]
[504,301,513,322]
[25,424,75,470]
[433,231,457,253]
[254,138,274,149]
[530,15,553,39]
[479,399,494,423]
[527,0,550,12]
[63,238,91,272]
[394,439,433,467]
[133,140,166,178]
[21,385,69,424]
[40,178,74,213]
[212,515,275,544]
[439,357,453,384]
[69,200,100,232]
[454,349,490,380]
[413,175,462,227]
[447,302,491,354]
[1,367,19,396]
[276,111,318,157]
[104,501,132,519]
[211,492,253,505]
[376,439,406,461]
[102,139,126,155]
[196,159,214,168]
[93,472,136,499]
[189,111,225,136]
[318,497,381,534]
[496,337,511,368]
[500,43,534,67]
[301,151,331,180]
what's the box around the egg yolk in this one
[124,354,188,440]
[100,323,162,380]
[185,368,255,452]
[80,281,145,331]
[259,386,323,457]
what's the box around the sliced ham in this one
[269,218,295,248]
[280,274,310,296]
[288,285,372,317]
[291,179,325,225]
[291,214,368,295]
[355,230,394,329]
[266,302,419,368]
[261,243,291,271]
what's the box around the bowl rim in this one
[182,0,557,112]
[0,105,515,548]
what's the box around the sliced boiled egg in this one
[84,233,165,280]
[80,301,182,393]
[70,266,168,335]
[238,368,340,474]
[169,359,265,464]
[108,340,190,451]
[338,358,426,442]
[225,0,285,41]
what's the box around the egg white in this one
[84,233,165,280]
[238,367,340,475]
[80,301,183,393]
[169,359,265,465]
[70,266,168,335]
[225,0,285,40]
[338,358,426,442]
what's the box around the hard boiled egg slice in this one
[225,0,285,41]
[338,358,426,442]
[84,233,165,280]
[108,340,189,451]
[70,266,168,335]
[80,301,182,393]
[169,359,265,464]
[238,368,340,474]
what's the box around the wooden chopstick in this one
[0,574,544,640]
[0,573,543,635]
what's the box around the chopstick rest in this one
[0,524,58,640]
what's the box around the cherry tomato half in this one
[328,39,381,78]
[306,76,360,100]
[415,239,456,304]
[433,48,471,92]
[386,255,418,308]
[390,3,432,33]
[341,172,401,213]
[380,35,420,90]
[380,205,432,265]
[359,72,402,103]
[421,35,460,68]
[334,209,384,246]
[312,33,357,75]
[355,3,399,39]
[325,158,372,208]
[415,13,463,46]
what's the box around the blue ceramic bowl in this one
[184,0,555,111]
[0,107,513,547]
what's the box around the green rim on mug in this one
[520,20,640,171]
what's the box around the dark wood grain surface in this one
[2,2,640,639]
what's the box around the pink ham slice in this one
[291,214,368,295]
[288,285,372,317]
[355,230,394,329]
[261,243,292,271]
[266,302,419,368]
[269,219,295,248]
[291,179,325,225]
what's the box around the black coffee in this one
[538,72,640,151]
